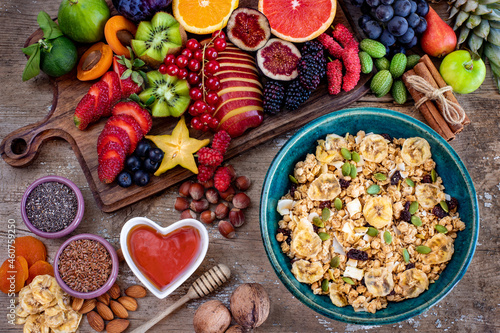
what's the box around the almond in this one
[125,285,147,298]
[117,296,137,311]
[96,302,114,321]
[106,319,129,333]
[79,299,97,314]
[108,283,121,299]
[72,297,84,311]
[110,300,128,319]
[97,293,110,306]
[87,311,105,332]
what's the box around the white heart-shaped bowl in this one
[120,217,209,299]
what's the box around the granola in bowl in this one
[275,131,466,314]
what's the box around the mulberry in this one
[214,167,232,192]
[298,53,327,91]
[327,60,343,95]
[212,130,231,155]
[263,80,285,114]
[318,33,344,59]
[332,23,359,50]
[342,47,361,92]
[284,79,311,110]
[197,165,216,183]
[196,147,224,167]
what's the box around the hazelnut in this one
[200,210,216,224]
[190,199,209,213]
[219,186,235,201]
[215,202,230,219]
[181,209,197,219]
[235,176,251,191]
[229,208,245,227]
[218,220,235,239]
[225,164,237,181]
[174,197,189,211]
[201,179,214,189]
[233,193,251,209]
[205,188,219,204]
[189,183,205,200]
[179,181,193,197]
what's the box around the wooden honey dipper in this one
[130,264,231,333]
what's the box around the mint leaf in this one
[22,44,41,81]
[37,11,63,40]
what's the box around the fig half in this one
[256,38,301,81]
[227,7,271,52]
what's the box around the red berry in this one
[208,105,216,114]
[186,39,201,51]
[200,113,212,124]
[206,77,221,91]
[164,54,176,65]
[191,117,203,130]
[214,167,232,192]
[176,55,189,68]
[202,124,210,132]
[178,68,188,80]
[205,60,220,75]
[187,72,201,85]
[209,117,219,129]
[212,30,227,40]
[188,59,201,72]
[212,130,231,155]
[159,64,168,75]
[206,92,220,106]
[188,104,199,116]
[193,100,208,114]
[193,49,204,62]
[181,48,193,59]
[166,64,179,76]
[205,47,218,60]
[214,38,227,52]
[189,87,203,100]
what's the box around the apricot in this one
[26,260,54,285]
[0,256,29,294]
[77,42,113,81]
[14,236,46,267]
[105,15,137,57]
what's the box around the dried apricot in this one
[26,260,54,285]
[14,236,47,267]
[0,256,29,294]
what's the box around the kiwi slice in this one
[139,70,190,117]
[131,12,186,67]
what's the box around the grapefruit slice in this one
[173,0,239,34]
[258,0,336,42]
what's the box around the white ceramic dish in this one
[120,217,209,299]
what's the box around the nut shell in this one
[189,183,205,200]
[175,197,190,211]
[218,220,236,239]
[191,198,210,213]
[230,283,270,329]
[233,193,250,209]
[193,300,231,333]
[234,176,251,191]
[205,188,220,204]
[229,208,245,228]
[181,209,197,219]
[215,202,230,219]
[179,181,193,197]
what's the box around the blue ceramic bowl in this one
[260,107,479,325]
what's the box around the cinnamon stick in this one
[413,62,464,134]
[419,55,470,126]
[402,70,455,141]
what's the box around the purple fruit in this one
[112,0,172,22]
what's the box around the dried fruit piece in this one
[0,256,29,293]
[26,260,54,285]
[256,38,301,81]
[14,236,47,267]
[227,7,271,51]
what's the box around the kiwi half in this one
[131,12,187,68]
[139,70,190,117]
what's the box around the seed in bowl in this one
[275,131,466,313]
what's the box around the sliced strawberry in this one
[98,141,126,184]
[112,101,152,135]
[113,56,127,76]
[88,81,110,122]
[97,125,132,156]
[101,71,122,114]
[112,56,142,98]
[105,115,143,153]
[74,94,96,130]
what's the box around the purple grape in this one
[416,0,429,17]
[403,35,418,48]
[375,5,394,22]
[379,30,396,46]
[407,13,420,28]
[390,44,407,56]
[410,0,417,13]
[414,17,427,34]
[381,0,394,4]
[358,14,373,30]
[366,0,380,7]
[364,21,383,39]
[388,16,409,37]
[398,27,415,43]
[394,0,412,17]
[351,0,365,6]
[112,0,172,22]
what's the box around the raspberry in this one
[284,79,311,110]
[197,164,216,183]
[342,47,361,92]
[212,130,231,155]
[327,60,342,95]
[298,53,327,91]
[214,167,232,192]
[331,24,359,50]
[197,147,224,167]
[263,80,285,114]
[318,33,344,59]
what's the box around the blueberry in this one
[143,158,160,174]
[148,148,164,163]
[133,170,150,186]
[364,21,383,39]
[375,5,394,22]
[135,139,152,158]
[390,44,407,56]
[410,0,417,13]
[394,0,412,17]
[407,13,420,28]
[388,16,409,37]
[402,35,418,48]
[125,155,142,172]
[379,30,396,47]
[117,171,133,188]
[381,0,394,4]
[416,0,429,17]
[366,0,380,7]
[398,27,415,44]
[351,0,365,6]
[414,17,427,34]
[358,14,373,29]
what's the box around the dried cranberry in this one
[290,184,297,197]
[404,201,411,211]
[319,201,331,209]
[388,289,396,296]
[447,197,459,211]
[406,262,415,270]
[421,174,432,183]
[432,205,449,219]
[313,225,319,233]
[390,171,402,185]
[346,249,369,261]
[339,179,351,189]
[380,133,392,141]
[277,228,292,244]
[400,210,411,222]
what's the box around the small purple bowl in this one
[21,175,84,239]
[54,234,119,299]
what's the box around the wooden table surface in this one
[1,1,499,332]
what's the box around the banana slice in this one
[316,134,348,164]
[30,275,59,307]
[363,196,393,229]
[50,310,82,333]
[44,305,66,329]
[307,173,341,201]
[54,288,71,311]
[291,260,325,284]
[359,134,389,163]
[23,314,49,333]
[398,268,429,298]
[329,283,348,307]
[19,286,44,315]
[364,267,394,297]
[415,184,445,209]
[401,137,432,167]
[15,305,29,325]
[295,218,315,234]
[422,233,454,265]
[291,229,322,258]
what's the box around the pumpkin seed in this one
[319,232,330,241]
[367,227,379,237]
[341,148,352,160]
[352,151,361,163]
[322,207,331,221]
[289,175,298,184]
[350,164,357,179]
[411,215,422,227]
[312,216,324,228]
[416,245,432,254]
[435,224,448,234]
[367,184,381,195]
[374,173,387,181]
[342,277,355,285]
[383,231,392,244]
[409,201,419,214]
[403,248,410,263]
[330,256,340,268]
[342,162,351,176]
[431,169,437,182]
[440,200,449,213]
[405,178,415,187]
[321,279,330,292]
[334,197,343,211]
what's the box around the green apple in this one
[439,50,486,94]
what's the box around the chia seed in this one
[25,181,78,233]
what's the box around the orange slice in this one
[258,0,337,42]
[173,0,239,34]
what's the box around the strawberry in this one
[88,81,110,122]
[112,101,152,135]
[100,71,122,115]
[105,114,144,153]
[74,94,96,130]
[112,55,145,98]
[98,141,126,184]
[97,125,132,156]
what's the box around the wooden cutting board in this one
[0,0,371,212]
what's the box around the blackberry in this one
[301,40,325,56]
[298,53,327,91]
[263,80,285,114]
[284,79,311,110]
